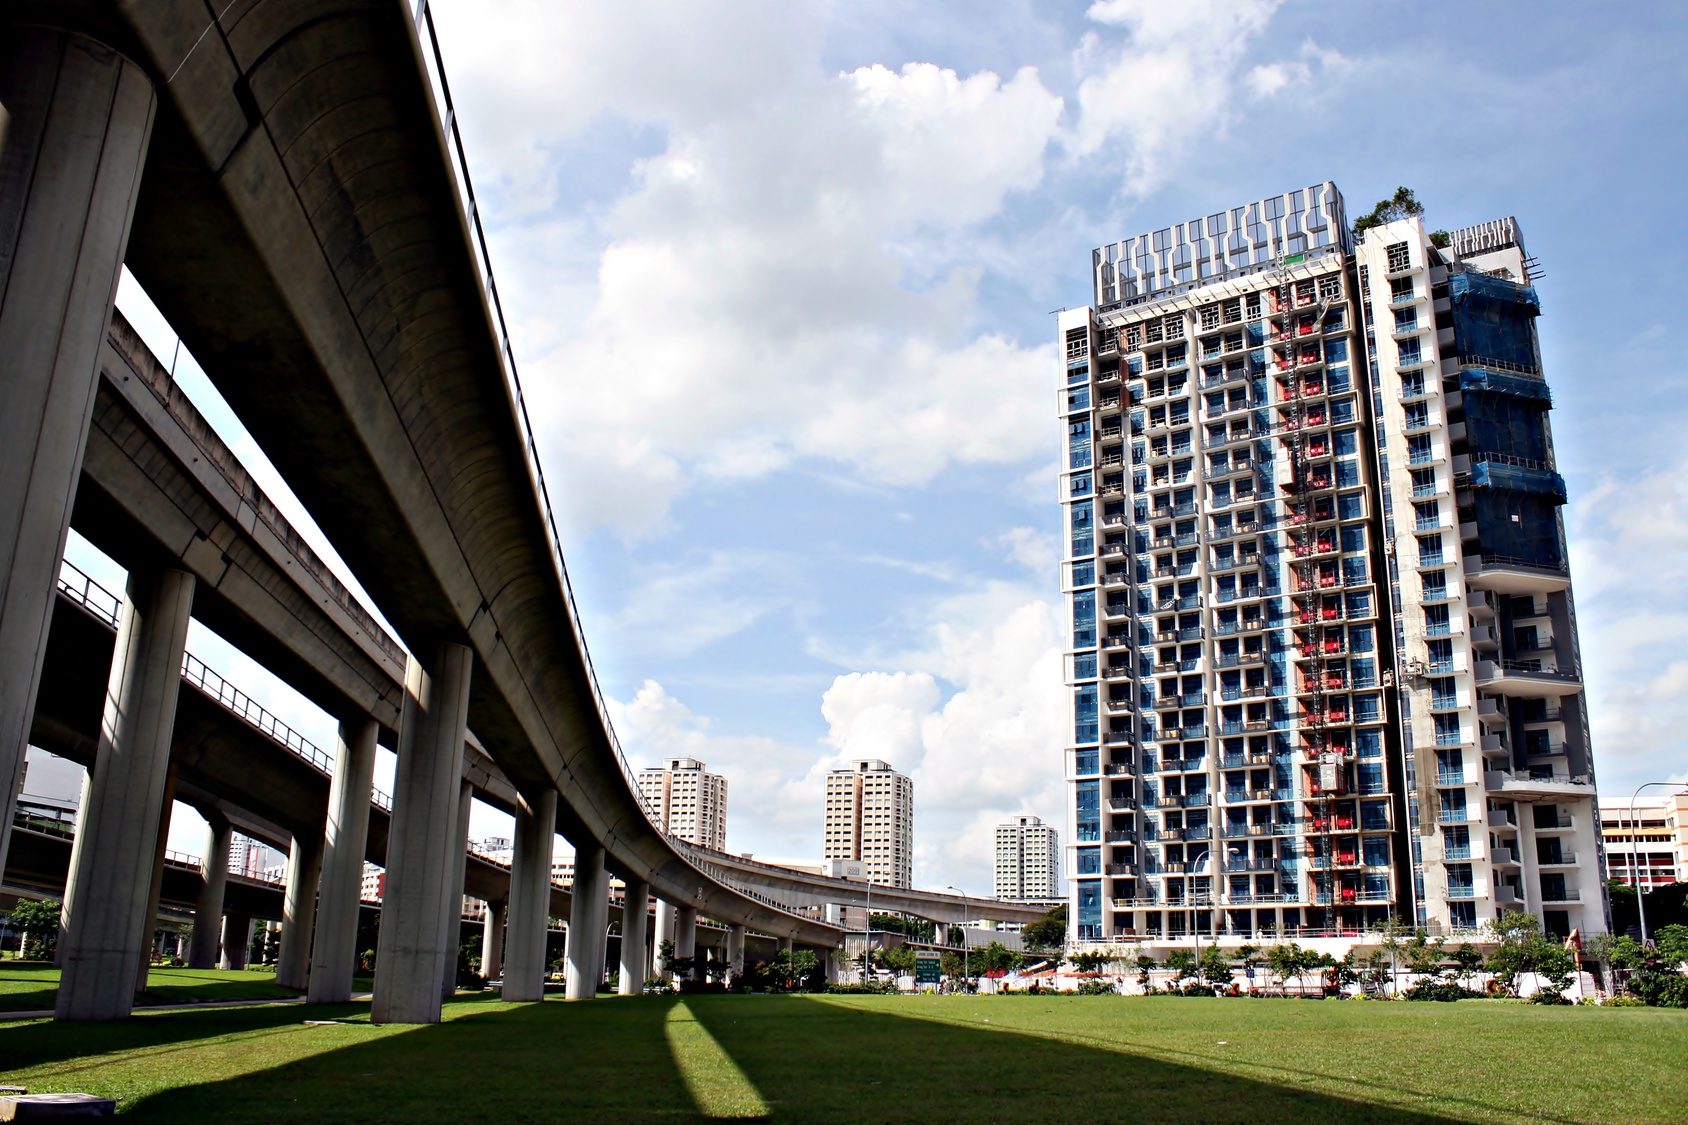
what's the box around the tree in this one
[1402,932,1446,979]
[1198,944,1233,990]
[1021,905,1067,951]
[1351,187,1425,235]
[1070,949,1108,974]
[878,946,917,974]
[973,941,1021,976]
[1653,924,1688,965]
[1447,943,1484,989]
[1486,912,1574,998]
[1135,954,1156,990]
[1164,949,1197,989]
[5,898,60,961]
[1265,943,1311,992]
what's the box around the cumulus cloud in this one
[1071,0,1281,189]
[425,0,1308,537]
[1566,463,1688,789]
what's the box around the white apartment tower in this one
[824,759,914,888]
[996,815,1061,900]
[1059,182,1606,946]
[636,757,728,851]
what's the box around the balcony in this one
[1462,553,1570,596]
[1483,772,1595,804]
[1474,659,1583,699]
[1539,886,1582,903]
[1537,850,1579,868]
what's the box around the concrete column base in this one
[676,906,699,982]
[56,568,195,1021]
[482,899,506,981]
[565,844,608,1000]
[276,829,325,991]
[0,25,156,886]
[371,645,472,1025]
[308,718,377,1004]
[220,913,252,971]
[618,881,650,995]
[501,789,556,1003]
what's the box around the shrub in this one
[826,981,895,995]
[1404,980,1482,1002]
[1076,979,1116,996]
[1529,989,1569,1005]
[1627,969,1688,1009]
[1603,994,1646,1007]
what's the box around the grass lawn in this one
[0,991,1683,1123]
[0,963,302,1013]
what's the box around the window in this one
[1066,328,1090,360]
[1385,241,1411,272]
[1403,402,1430,430]
[1393,308,1419,333]
[1358,762,1384,794]
[1398,338,1423,365]
[1075,686,1099,743]
[1400,372,1425,397]
[1416,533,1443,564]
[1427,638,1454,672]
[1389,276,1415,300]
[1413,499,1440,530]
[1318,275,1342,300]
[1340,526,1367,553]
[1424,604,1451,636]
[1073,590,1097,648]
[1410,467,1436,497]
[1338,492,1365,520]
[1407,434,1434,465]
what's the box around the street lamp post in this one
[1627,782,1684,943]
[945,886,968,987]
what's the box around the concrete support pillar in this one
[565,843,608,1000]
[220,913,252,970]
[727,923,746,982]
[481,898,506,982]
[439,780,473,998]
[307,717,377,1003]
[675,906,699,981]
[501,789,556,1003]
[134,765,178,994]
[0,27,156,882]
[653,899,677,979]
[55,567,194,1021]
[276,829,325,991]
[779,936,794,954]
[189,814,232,969]
[372,645,472,1025]
[618,880,650,995]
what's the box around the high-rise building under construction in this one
[1057,183,1606,946]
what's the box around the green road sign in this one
[914,950,942,984]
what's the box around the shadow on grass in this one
[100,994,1483,1125]
[122,995,696,1123]
[0,966,300,1013]
[0,1000,370,1073]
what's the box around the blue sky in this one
[67,0,1688,893]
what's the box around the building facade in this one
[636,756,728,851]
[824,759,914,888]
[1060,183,1606,945]
[995,815,1062,900]
[1601,793,1688,890]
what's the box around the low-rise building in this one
[1600,792,1688,889]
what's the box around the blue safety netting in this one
[1449,271,1540,370]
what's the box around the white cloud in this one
[1566,463,1688,790]
[1071,0,1281,189]
[424,0,1319,537]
